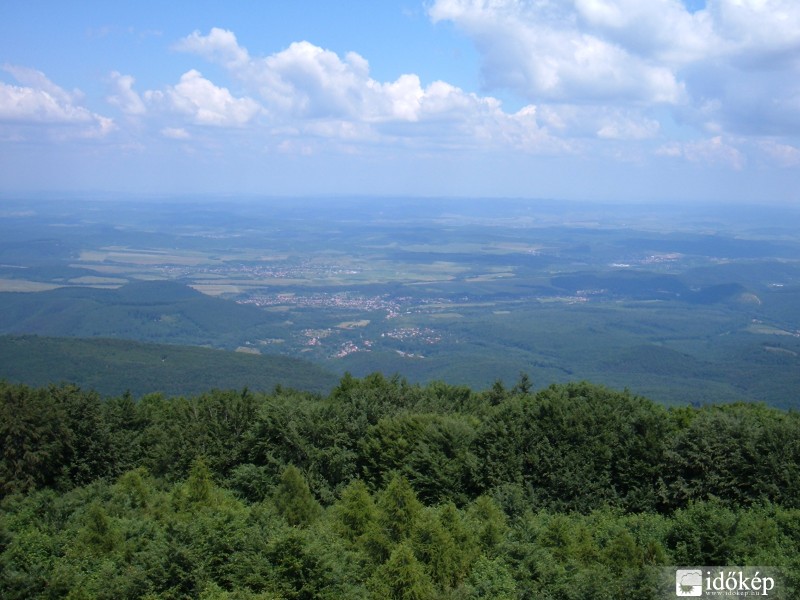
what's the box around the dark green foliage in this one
[0,384,70,496]
[242,391,356,503]
[512,372,533,396]
[486,379,508,406]
[0,280,280,349]
[51,384,115,488]
[661,403,800,509]
[473,382,672,512]
[0,382,116,495]
[359,413,477,504]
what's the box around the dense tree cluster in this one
[1,375,799,598]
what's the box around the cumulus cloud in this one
[175,30,432,123]
[428,0,687,104]
[107,72,146,115]
[174,27,250,70]
[573,0,717,64]
[428,0,800,141]
[709,0,800,61]
[0,64,114,137]
[173,28,563,153]
[144,69,261,126]
[11,8,790,169]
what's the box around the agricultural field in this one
[1,196,800,406]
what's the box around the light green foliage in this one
[358,474,424,566]
[367,542,437,600]
[503,509,668,599]
[199,581,281,599]
[271,465,322,527]
[466,495,508,554]
[185,458,215,505]
[465,555,516,599]
[73,502,117,555]
[376,474,423,543]
[411,505,476,591]
[330,478,378,542]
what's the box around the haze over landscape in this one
[3,3,800,599]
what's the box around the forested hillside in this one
[0,281,285,350]
[2,376,799,598]
[0,335,339,396]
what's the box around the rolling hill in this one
[0,334,339,397]
[0,280,286,349]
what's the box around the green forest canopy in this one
[1,375,799,598]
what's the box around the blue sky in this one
[1,0,799,203]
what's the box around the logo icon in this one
[676,569,703,596]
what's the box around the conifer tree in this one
[331,478,377,542]
[272,465,322,527]
[0,383,69,495]
[367,542,436,600]
[376,474,422,543]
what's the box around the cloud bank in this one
[99,0,800,168]
[429,0,800,137]
[167,27,562,154]
[1,1,799,180]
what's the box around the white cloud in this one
[173,28,569,154]
[428,0,800,140]
[0,65,114,138]
[428,0,686,104]
[709,0,800,60]
[161,127,191,140]
[254,41,378,119]
[2,64,82,105]
[573,0,717,64]
[107,72,146,115]
[657,135,745,169]
[144,69,261,126]
[175,27,250,70]
[537,105,660,139]
[16,14,783,168]
[759,140,800,167]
